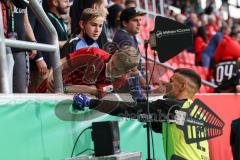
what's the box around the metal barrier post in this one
[5,39,57,52]
[0,3,10,93]
[29,0,63,93]
[160,0,164,16]
[152,0,157,15]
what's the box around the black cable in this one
[149,51,157,84]
[76,148,94,156]
[150,126,155,159]
[71,126,92,158]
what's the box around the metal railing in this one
[0,0,63,93]
[145,56,218,88]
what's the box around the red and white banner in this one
[196,94,240,160]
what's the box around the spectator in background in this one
[47,0,70,49]
[185,13,198,53]
[202,25,231,68]
[194,0,203,14]
[1,0,8,37]
[194,26,208,65]
[213,31,240,93]
[236,22,240,32]
[28,2,49,93]
[0,0,14,92]
[232,22,240,33]
[198,12,208,26]
[11,1,39,93]
[205,14,218,41]
[70,0,108,49]
[113,7,146,90]
[175,14,186,24]
[106,4,123,41]
[185,13,198,28]
[125,0,137,8]
[214,31,240,64]
[60,8,105,58]
[164,6,171,17]
[113,7,145,51]
[181,0,193,15]
[226,18,234,30]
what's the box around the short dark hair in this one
[120,7,146,27]
[174,68,202,90]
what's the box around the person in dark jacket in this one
[231,118,240,160]
[47,0,70,49]
[106,4,123,41]
[213,31,240,93]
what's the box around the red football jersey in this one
[36,47,127,96]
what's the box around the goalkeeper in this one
[73,68,209,160]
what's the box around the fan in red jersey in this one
[214,31,240,93]
[36,46,141,98]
